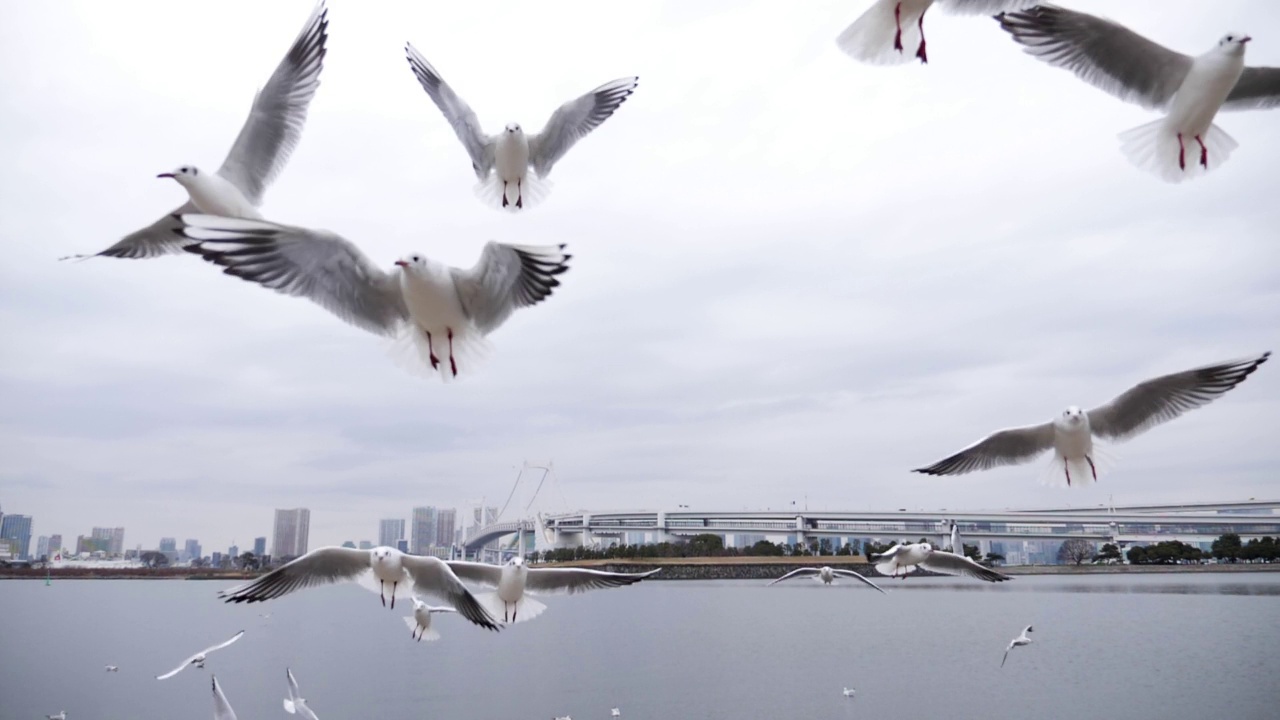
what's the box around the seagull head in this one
[1061,406,1086,426]
[394,254,425,270]
[504,123,523,135]
[157,165,200,185]
[918,542,933,553]
[508,556,525,567]
[1218,33,1251,52]
[372,546,393,564]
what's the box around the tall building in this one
[91,527,126,556]
[159,537,177,553]
[435,509,457,549]
[410,507,437,555]
[228,544,239,559]
[48,534,62,557]
[253,537,267,557]
[379,518,406,548]
[0,514,33,560]
[183,539,202,563]
[396,539,409,553]
[36,536,49,559]
[272,508,311,560]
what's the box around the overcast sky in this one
[1,1,1277,553]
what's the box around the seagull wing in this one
[1001,648,1011,668]
[404,43,494,179]
[212,676,238,720]
[996,4,1193,111]
[1223,66,1280,110]
[218,547,372,603]
[217,2,328,205]
[913,423,1056,476]
[401,556,501,631]
[200,630,246,656]
[178,214,409,337]
[443,561,504,588]
[285,668,302,707]
[524,567,661,595]
[156,631,244,680]
[1087,352,1270,441]
[830,569,888,594]
[768,567,820,585]
[65,201,198,261]
[937,0,1038,15]
[919,550,1013,583]
[529,76,639,177]
[449,242,571,334]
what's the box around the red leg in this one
[915,11,928,63]
[1195,135,1208,168]
[380,580,386,607]
[425,330,439,370]
[1064,457,1071,487]
[501,181,509,208]
[390,581,397,609]
[447,328,457,377]
[1177,133,1186,170]
[1086,456,1097,481]
[893,3,904,52]
[516,178,523,209]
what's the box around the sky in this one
[1,0,1277,554]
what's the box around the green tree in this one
[688,534,725,556]
[1093,543,1122,563]
[139,551,169,568]
[962,543,982,562]
[984,552,1006,566]
[1057,539,1094,565]
[238,552,258,570]
[1127,546,1147,564]
[1212,533,1242,562]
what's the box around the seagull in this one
[404,43,638,211]
[283,668,320,720]
[836,0,1038,66]
[46,712,66,720]
[404,596,457,642]
[870,543,1012,582]
[104,665,119,672]
[913,352,1270,486]
[1001,625,1034,667]
[216,545,500,632]
[997,5,1279,182]
[177,214,570,381]
[843,688,857,697]
[59,2,328,261]
[446,556,660,624]
[212,676,237,720]
[949,522,961,555]
[611,709,622,717]
[767,566,886,593]
[156,630,245,680]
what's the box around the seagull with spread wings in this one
[870,543,1012,582]
[212,676,237,720]
[283,668,320,720]
[1002,625,1034,668]
[446,556,660,624]
[768,565,886,593]
[156,630,245,680]
[405,43,638,211]
[403,596,457,642]
[998,4,1279,182]
[914,352,1270,486]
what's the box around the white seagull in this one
[843,688,857,697]
[914,352,1270,486]
[156,630,245,680]
[177,214,570,381]
[446,557,660,624]
[217,546,500,632]
[60,2,328,261]
[767,566,886,593]
[836,0,1038,66]
[405,43,638,211]
[213,676,237,720]
[283,668,320,720]
[611,709,622,717]
[948,522,961,554]
[46,713,66,720]
[1001,625,1034,668]
[870,543,1012,583]
[104,665,119,672]
[404,596,457,642]
[998,5,1279,182]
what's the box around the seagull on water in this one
[59,2,328,261]
[446,556,660,624]
[1001,625,1034,667]
[177,214,570,381]
[156,630,245,680]
[104,665,119,672]
[404,596,457,642]
[914,352,1270,486]
[768,566,886,593]
[870,543,1012,582]
[611,709,622,717]
[217,545,500,632]
[843,688,856,697]
[998,4,1279,182]
[405,43,638,211]
[283,668,320,720]
[213,676,237,720]
[46,712,66,720]
[836,0,1038,65]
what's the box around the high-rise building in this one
[410,507,437,555]
[36,536,49,559]
[435,509,457,549]
[358,540,373,550]
[272,508,311,560]
[159,537,177,553]
[183,539,202,563]
[228,544,239,559]
[91,527,126,556]
[396,539,409,553]
[0,514,33,560]
[253,537,267,557]
[379,518,406,548]
[48,534,62,557]
[341,540,356,548]
[211,551,223,567]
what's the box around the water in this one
[2,573,1278,720]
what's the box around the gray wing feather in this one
[404,44,494,179]
[443,561,503,587]
[218,2,328,205]
[913,423,1055,476]
[997,4,1192,111]
[937,0,1038,16]
[523,567,660,595]
[830,569,888,594]
[60,201,196,261]
[768,567,819,585]
[1223,66,1280,110]
[213,677,238,720]
[529,76,638,177]
[919,551,1013,583]
[1087,352,1270,441]
[401,556,501,631]
[218,547,371,603]
[178,215,408,337]
[286,668,301,705]
[450,242,571,334]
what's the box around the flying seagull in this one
[405,43,638,211]
[843,688,856,697]
[104,665,119,672]
[177,214,571,381]
[403,596,457,642]
[914,352,1270,486]
[60,2,328,261]
[1001,625,1034,667]
[998,4,1279,182]
[156,630,245,680]
[212,676,237,720]
[446,556,660,624]
[46,713,66,720]
[870,543,1012,582]
[217,546,500,632]
[767,566,886,593]
[836,0,1038,65]
[283,668,320,720]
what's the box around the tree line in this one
[1124,534,1278,565]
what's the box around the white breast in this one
[494,132,530,182]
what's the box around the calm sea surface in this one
[2,573,1278,720]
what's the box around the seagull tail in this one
[387,322,492,384]
[473,174,553,213]
[475,592,546,625]
[1118,119,1238,184]
[283,699,298,715]
[834,1,924,66]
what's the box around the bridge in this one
[461,500,1280,556]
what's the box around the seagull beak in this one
[156,173,175,179]
[1240,36,1252,43]
[394,260,409,267]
